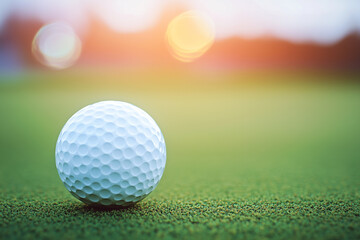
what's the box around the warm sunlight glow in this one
[91,0,161,33]
[32,22,82,69]
[166,11,215,62]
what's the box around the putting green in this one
[0,70,359,240]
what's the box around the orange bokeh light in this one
[166,11,215,62]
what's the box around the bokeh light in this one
[32,22,82,69]
[166,11,215,62]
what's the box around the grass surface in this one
[0,70,360,240]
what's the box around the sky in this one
[1,0,360,45]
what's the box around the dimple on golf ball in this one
[55,101,166,206]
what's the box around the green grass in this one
[1,70,360,240]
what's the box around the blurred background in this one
[0,0,360,72]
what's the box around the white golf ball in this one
[55,101,166,206]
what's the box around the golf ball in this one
[55,101,166,206]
